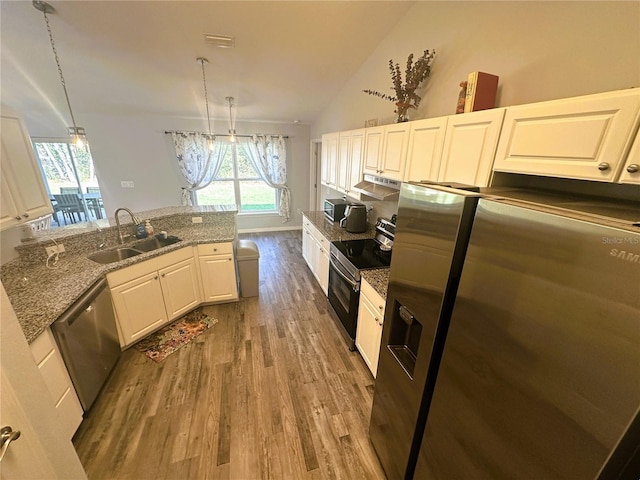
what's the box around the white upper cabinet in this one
[379,123,411,181]
[618,127,640,185]
[321,132,339,188]
[1,109,52,231]
[362,126,385,177]
[336,129,365,196]
[493,88,640,182]
[404,117,448,183]
[363,123,410,181]
[438,108,506,187]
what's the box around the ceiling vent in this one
[204,34,235,48]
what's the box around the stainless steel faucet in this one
[114,208,140,244]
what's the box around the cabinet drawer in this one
[197,242,233,256]
[107,246,193,288]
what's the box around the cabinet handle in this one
[627,163,639,173]
[597,162,610,171]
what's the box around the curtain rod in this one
[164,130,288,139]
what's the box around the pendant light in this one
[196,57,215,150]
[33,0,88,149]
[225,96,237,143]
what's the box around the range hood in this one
[352,174,401,200]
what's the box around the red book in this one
[464,72,499,112]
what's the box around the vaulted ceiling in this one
[1,1,414,132]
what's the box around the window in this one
[196,140,277,212]
[32,139,105,226]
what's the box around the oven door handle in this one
[330,258,359,291]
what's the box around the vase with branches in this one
[363,49,436,123]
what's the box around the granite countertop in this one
[2,210,237,344]
[361,269,390,300]
[302,211,377,241]
[303,211,390,299]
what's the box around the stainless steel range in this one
[328,217,395,350]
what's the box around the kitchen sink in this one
[88,248,143,264]
[87,236,182,264]
[131,236,181,252]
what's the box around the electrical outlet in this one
[45,244,64,256]
[191,217,203,224]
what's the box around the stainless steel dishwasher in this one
[51,278,121,411]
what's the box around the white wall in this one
[26,113,311,230]
[311,1,640,137]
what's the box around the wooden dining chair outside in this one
[85,186,104,219]
[53,194,85,224]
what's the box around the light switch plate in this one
[121,180,135,188]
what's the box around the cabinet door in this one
[363,126,385,175]
[321,132,339,187]
[348,129,365,194]
[380,123,410,180]
[111,271,168,345]
[356,289,384,377]
[30,329,83,439]
[439,108,506,187]
[302,224,312,266]
[0,112,53,230]
[336,131,351,192]
[318,244,329,296]
[159,258,200,320]
[404,117,448,182]
[618,128,640,185]
[199,254,238,303]
[493,89,640,181]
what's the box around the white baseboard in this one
[237,226,303,234]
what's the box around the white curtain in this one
[240,135,291,222]
[171,132,228,206]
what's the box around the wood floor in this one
[73,231,386,480]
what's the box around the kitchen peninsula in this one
[1,205,238,344]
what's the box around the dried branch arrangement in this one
[363,49,436,122]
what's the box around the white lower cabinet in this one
[356,278,386,377]
[30,328,83,439]
[197,242,238,303]
[108,247,200,347]
[302,215,329,295]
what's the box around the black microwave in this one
[324,198,348,222]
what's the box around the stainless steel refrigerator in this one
[370,183,640,479]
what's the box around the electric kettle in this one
[340,204,367,233]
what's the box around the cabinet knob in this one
[627,163,639,173]
[161,273,166,277]
[14,215,21,220]
[597,162,610,171]
[228,258,232,261]
[213,248,217,252]
[22,213,29,218]
[379,305,383,310]
[154,276,158,280]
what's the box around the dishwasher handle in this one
[56,278,108,327]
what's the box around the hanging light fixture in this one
[196,57,215,151]
[33,0,88,149]
[225,96,237,143]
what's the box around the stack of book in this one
[464,72,499,113]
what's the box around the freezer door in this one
[415,199,640,479]
[369,183,480,480]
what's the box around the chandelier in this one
[33,0,88,149]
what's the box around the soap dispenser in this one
[144,220,154,236]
